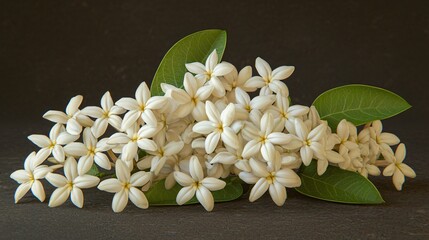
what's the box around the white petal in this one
[395,143,406,163]
[77,155,93,176]
[107,133,130,145]
[220,103,235,127]
[137,139,157,151]
[195,85,214,101]
[115,160,130,182]
[52,145,65,163]
[80,106,103,118]
[14,182,32,203]
[94,153,111,170]
[130,171,151,187]
[141,109,158,127]
[317,159,329,176]
[196,186,215,211]
[121,110,141,130]
[235,87,251,106]
[242,140,262,159]
[260,113,274,135]
[66,95,83,115]
[112,190,129,213]
[45,173,67,188]
[176,185,196,205]
[244,76,265,89]
[239,172,259,184]
[43,110,68,124]
[10,170,30,183]
[206,50,218,71]
[49,186,71,207]
[212,62,234,76]
[189,156,204,181]
[261,142,276,162]
[66,118,82,135]
[392,170,405,191]
[205,101,221,123]
[249,178,269,202]
[300,146,313,166]
[399,163,416,178]
[98,178,122,193]
[271,66,294,80]
[275,168,301,187]
[74,175,100,188]
[28,135,51,148]
[122,142,138,162]
[146,96,168,110]
[221,127,239,149]
[183,72,198,96]
[129,187,149,209]
[249,158,269,178]
[116,97,139,111]
[71,187,84,208]
[170,88,191,104]
[201,177,226,191]
[185,62,206,75]
[56,132,79,145]
[251,95,276,110]
[267,133,293,145]
[269,181,287,206]
[211,152,237,165]
[308,124,327,141]
[174,171,195,186]
[205,132,221,154]
[193,121,216,134]
[294,118,309,140]
[255,57,272,79]
[383,163,396,176]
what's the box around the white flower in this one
[43,95,93,135]
[107,124,158,162]
[223,65,254,100]
[210,136,251,172]
[234,87,275,120]
[64,128,112,175]
[357,156,381,178]
[98,159,152,212]
[45,157,99,208]
[267,94,309,132]
[383,143,416,191]
[10,152,52,203]
[137,138,184,176]
[293,118,327,166]
[245,57,294,96]
[242,112,294,162]
[317,133,344,175]
[81,91,126,138]
[186,50,234,97]
[116,82,168,130]
[192,101,239,154]
[28,123,78,163]
[167,72,213,120]
[239,158,301,206]
[369,120,400,155]
[174,156,226,211]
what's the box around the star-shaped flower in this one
[239,157,301,206]
[43,95,93,135]
[116,82,168,130]
[186,50,234,97]
[293,118,327,166]
[10,152,52,203]
[245,57,294,96]
[45,157,100,208]
[174,156,226,211]
[81,91,126,138]
[98,159,152,212]
[193,101,239,154]
[383,143,416,190]
[64,128,112,175]
[28,123,79,163]
[242,112,294,162]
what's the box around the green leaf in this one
[87,164,100,176]
[145,176,243,206]
[295,161,384,204]
[150,29,227,96]
[313,84,411,129]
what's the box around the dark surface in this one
[1,1,428,239]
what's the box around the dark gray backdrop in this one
[1,1,428,239]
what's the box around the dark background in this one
[1,1,428,239]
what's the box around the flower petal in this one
[196,186,215,211]
[130,171,152,187]
[45,173,68,188]
[129,187,149,209]
[176,185,196,205]
[14,182,32,203]
[71,187,84,208]
[201,177,226,191]
[28,135,51,148]
[269,181,287,206]
[74,175,100,188]
[205,132,221,154]
[43,110,68,124]
[112,190,129,213]
[98,178,122,193]
[189,156,204,181]
[249,178,269,202]
[49,186,71,207]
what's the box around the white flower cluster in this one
[11,50,416,212]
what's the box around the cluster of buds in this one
[11,50,415,212]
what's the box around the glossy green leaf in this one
[150,29,227,96]
[87,164,99,176]
[313,84,411,129]
[145,176,243,206]
[295,161,384,204]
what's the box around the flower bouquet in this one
[11,29,415,212]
